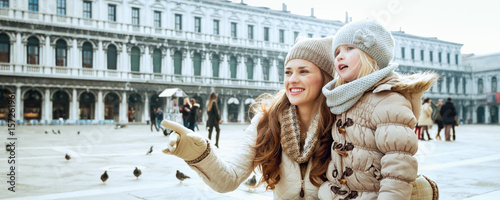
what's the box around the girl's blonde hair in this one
[335,48,380,87]
[207,92,217,111]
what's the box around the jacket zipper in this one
[300,179,305,198]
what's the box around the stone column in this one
[96,40,104,70]
[144,92,150,123]
[238,56,245,79]
[238,96,245,123]
[143,46,150,73]
[204,52,211,77]
[72,39,79,68]
[222,96,228,123]
[485,105,490,124]
[120,91,128,123]
[43,88,52,121]
[255,57,262,81]
[15,85,22,121]
[221,54,229,79]
[270,58,278,82]
[15,33,23,64]
[96,90,104,120]
[183,50,193,76]
[71,89,79,120]
[42,35,51,66]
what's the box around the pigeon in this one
[45,131,48,134]
[176,170,190,183]
[133,167,142,179]
[77,131,80,135]
[100,171,109,183]
[244,175,258,191]
[57,130,61,134]
[52,130,57,134]
[65,154,71,161]
[146,146,153,155]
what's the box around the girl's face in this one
[334,45,362,82]
[284,59,324,108]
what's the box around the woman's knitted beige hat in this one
[332,20,395,68]
[285,36,335,76]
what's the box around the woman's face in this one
[284,59,324,108]
[334,45,362,82]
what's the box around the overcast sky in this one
[231,0,499,55]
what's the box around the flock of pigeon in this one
[60,141,191,184]
[13,128,258,191]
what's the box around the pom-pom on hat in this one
[285,36,335,76]
[332,20,395,68]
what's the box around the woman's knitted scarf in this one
[322,63,398,114]
[280,105,319,164]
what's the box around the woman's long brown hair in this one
[251,71,334,189]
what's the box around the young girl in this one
[319,20,438,199]
[206,92,222,148]
[162,36,336,199]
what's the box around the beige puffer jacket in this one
[188,114,323,200]
[418,102,433,126]
[318,73,437,200]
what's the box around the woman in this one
[180,98,191,128]
[419,97,434,140]
[206,92,222,148]
[162,36,335,199]
[187,98,199,131]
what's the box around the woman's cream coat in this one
[418,102,434,126]
[319,73,437,200]
[187,114,323,199]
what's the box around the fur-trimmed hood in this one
[371,72,440,121]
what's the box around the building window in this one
[478,78,483,94]
[175,14,182,30]
[294,31,299,42]
[307,33,313,38]
[401,47,405,59]
[278,59,284,82]
[420,50,424,61]
[447,53,450,64]
[462,77,466,94]
[194,17,201,33]
[29,0,38,11]
[0,0,8,8]
[193,52,201,76]
[279,29,285,43]
[153,49,161,73]
[263,27,269,41]
[130,46,140,72]
[57,0,66,15]
[55,40,67,66]
[229,56,237,78]
[262,59,270,81]
[213,20,220,35]
[246,57,254,79]
[492,77,497,92]
[27,37,39,64]
[429,51,433,62]
[212,54,220,77]
[438,52,442,63]
[154,11,161,28]
[83,1,92,19]
[107,44,117,70]
[455,54,459,65]
[0,34,9,63]
[108,4,116,22]
[132,8,139,25]
[173,51,182,75]
[411,48,415,60]
[82,42,93,68]
[248,25,254,40]
[231,22,237,38]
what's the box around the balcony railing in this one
[0,8,292,51]
[0,63,282,89]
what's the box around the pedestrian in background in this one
[206,92,222,148]
[431,99,444,140]
[187,98,199,131]
[418,97,433,140]
[150,108,158,132]
[156,107,164,131]
[181,98,191,128]
[440,97,457,141]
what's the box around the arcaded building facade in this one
[0,0,497,124]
